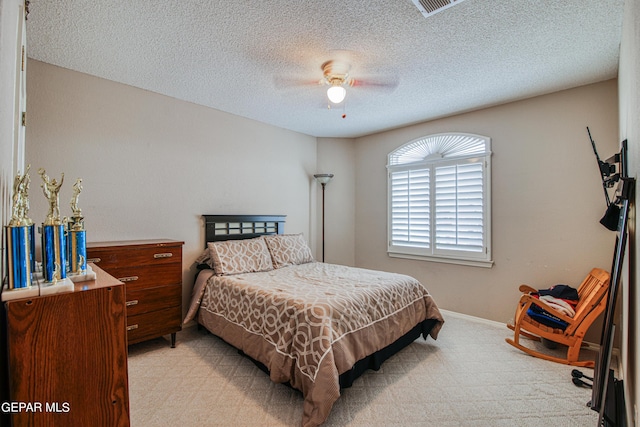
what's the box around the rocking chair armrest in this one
[519,294,574,324]
[518,284,537,294]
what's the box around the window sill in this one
[388,251,494,268]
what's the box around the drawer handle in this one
[87,257,101,263]
[154,252,173,259]
[126,300,139,307]
[127,324,139,331]
[118,276,139,282]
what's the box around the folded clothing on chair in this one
[537,284,579,301]
[524,283,579,330]
[538,295,576,317]
[527,304,569,330]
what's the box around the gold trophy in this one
[2,166,38,301]
[68,178,88,277]
[39,168,64,226]
[38,169,71,292]
[9,165,33,227]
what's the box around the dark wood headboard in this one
[203,215,286,247]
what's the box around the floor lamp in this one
[314,173,333,262]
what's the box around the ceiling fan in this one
[321,60,351,104]
[318,59,397,105]
[275,53,398,108]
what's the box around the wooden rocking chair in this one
[505,268,610,367]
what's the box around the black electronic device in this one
[586,133,632,427]
[587,128,624,231]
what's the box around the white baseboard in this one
[440,309,506,328]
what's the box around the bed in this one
[184,215,444,427]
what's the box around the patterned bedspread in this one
[185,262,444,427]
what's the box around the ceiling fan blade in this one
[274,76,323,89]
[349,78,399,90]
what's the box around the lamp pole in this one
[314,173,334,262]
[320,181,327,262]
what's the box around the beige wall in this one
[619,0,640,421]
[316,137,355,266]
[354,80,619,328]
[25,60,318,315]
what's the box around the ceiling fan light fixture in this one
[327,85,346,104]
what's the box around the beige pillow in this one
[264,233,314,268]
[208,237,273,276]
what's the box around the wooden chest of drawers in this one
[1,265,130,427]
[87,239,184,347]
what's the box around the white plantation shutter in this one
[390,168,430,248]
[435,161,484,253]
[387,133,492,267]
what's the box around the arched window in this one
[387,133,493,267]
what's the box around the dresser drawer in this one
[102,264,181,291]
[87,245,182,270]
[127,305,182,345]
[126,284,181,317]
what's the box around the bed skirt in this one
[225,317,439,390]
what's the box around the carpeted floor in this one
[127,311,598,426]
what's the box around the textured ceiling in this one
[26,0,624,138]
